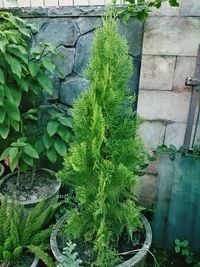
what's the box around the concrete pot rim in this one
[50,213,152,266]
[30,256,39,267]
[0,168,61,207]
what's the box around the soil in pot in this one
[1,169,59,203]
[55,222,145,266]
[3,253,38,267]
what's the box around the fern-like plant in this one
[59,11,147,267]
[0,197,56,267]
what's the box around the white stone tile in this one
[45,0,58,6]
[138,121,166,150]
[181,0,200,16]
[139,55,176,90]
[137,90,191,123]
[173,56,196,91]
[165,123,186,148]
[3,0,17,7]
[136,174,158,208]
[59,0,73,5]
[18,0,31,6]
[31,0,44,6]
[143,17,200,56]
[90,0,104,5]
[74,0,89,5]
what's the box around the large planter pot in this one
[0,168,61,210]
[0,163,5,178]
[50,214,152,267]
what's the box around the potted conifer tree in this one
[53,11,152,267]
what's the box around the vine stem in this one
[118,248,160,267]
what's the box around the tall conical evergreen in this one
[59,12,147,267]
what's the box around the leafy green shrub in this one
[117,0,179,21]
[0,12,72,186]
[59,12,147,267]
[175,239,200,266]
[0,198,56,266]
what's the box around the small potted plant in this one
[0,197,56,267]
[0,12,73,209]
[52,11,152,267]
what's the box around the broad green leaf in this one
[0,123,10,139]
[0,147,11,161]
[6,44,28,64]
[23,114,37,121]
[181,240,189,247]
[0,39,8,53]
[58,127,71,143]
[7,44,27,55]
[47,147,57,163]
[11,141,26,147]
[47,121,59,137]
[9,154,18,172]
[9,87,22,106]
[17,26,30,38]
[41,57,55,73]
[22,153,34,166]
[35,139,44,154]
[0,107,6,123]
[4,85,21,105]
[58,116,73,128]
[43,132,53,150]
[17,137,27,143]
[0,85,4,105]
[5,55,22,79]
[15,77,28,92]
[23,144,39,159]
[175,239,181,246]
[28,61,40,77]
[10,119,19,132]
[175,246,180,253]
[0,69,5,84]
[5,101,20,122]
[169,0,179,7]
[54,140,66,157]
[37,74,53,95]
[9,147,18,163]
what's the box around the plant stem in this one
[30,165,36,188]
[17,168,20,188]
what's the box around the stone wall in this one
[136,0,200,208]
[11,6,143,113]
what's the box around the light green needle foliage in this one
[59,11,147,267]
[0,198,56,267]
[57,241,82,267]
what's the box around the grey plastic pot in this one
[50,214,152,267]
[0,168,61,210]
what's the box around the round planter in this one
[0,168,61,210]
[30,256,39,267]
[0,163,5,178]
[50,214,152,267]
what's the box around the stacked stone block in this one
[136,0,200,207]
